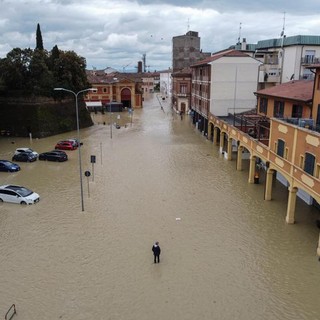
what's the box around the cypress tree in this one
[36,23,44,50]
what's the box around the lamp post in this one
[54,87,95,212]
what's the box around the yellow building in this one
[85,69,143,109]
[207,65,320,256]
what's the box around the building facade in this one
[85,70,143,109]
[172,31,210,72]
[236,35,320,89]
[171,69,192,114]
[159,69,172,99]
[190,49,261,135]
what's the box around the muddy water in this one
[0,94,320,320]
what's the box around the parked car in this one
[66,138,80,148]
[55,141,77,150]
[0,184,40,205]
[39,151,68,162]
[12,152,37,162]
[14,148,39,157]
[0,160,20,172]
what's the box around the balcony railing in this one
[281,117,320,133]
[301,56,320,65]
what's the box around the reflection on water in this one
[0,94,320,320]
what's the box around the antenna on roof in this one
[237,22,242,44]
[280,12,286,37]
[280,12,286,47]
[187,18,190,32]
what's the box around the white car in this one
[14,148,39,158]
[0,185,40,205]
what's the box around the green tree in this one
[52,50,90,92]
[36,23,44,50]
[0,46,89,97]
[29,49,54,96]
[0,48,33,94]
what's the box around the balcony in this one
[301,56,320,65]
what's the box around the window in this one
[292,104,302,118]
[304,50,315,63]
[277,139,285,157]
[274,101,284,117]
[304,153,315,176]
[259,98,268,114]
[180,84,187,94]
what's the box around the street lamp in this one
[54,87,96,212]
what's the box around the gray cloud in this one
[0,0,319,71]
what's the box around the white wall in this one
[209,57,261,116]
[282,46,299,82]
[159,71,172,98]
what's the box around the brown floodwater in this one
[0,93,320,320]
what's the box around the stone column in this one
[317,234,320,257]
[213,127,218,146]
[219,132,225,154]
[248,155,256,183]
[227,138,232,160]
[265,169,274,200]
[208,124,212,142]
[285,186,297,224]
[236,146,243,171]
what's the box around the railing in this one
[281,117,320,133]
[5,304,17,320]
[301,56,320,64]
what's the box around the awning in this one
[85,101,102,107]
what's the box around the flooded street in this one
[1,93,320,320]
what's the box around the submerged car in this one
[39,151,68,162]
[66,138,80,148]
[55,141,77,150]
[0,184,40,205]
[14,148,39,157]
[12,152,37,162]
[0,160,21,172]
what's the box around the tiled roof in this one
[86,70,143,84]
[255,80,314,102]
[172,67,192,76]
[191,49,250,67]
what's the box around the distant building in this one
[85,69,143,109]
[171,68,192,114]
[235,35,320,89]
[159,69,172,99]
[140,72,160,96]
[189,49,261,135]
[172,31,210,72]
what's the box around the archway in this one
[121,88,132,108]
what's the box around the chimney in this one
[241,38,247,51]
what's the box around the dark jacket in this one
[152,244,161,256]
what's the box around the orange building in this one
[85,70,143,109]
[207,65,320,256]
[255,80,313,119]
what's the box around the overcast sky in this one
[1,0,319,72]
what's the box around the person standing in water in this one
[152,241,161,263]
